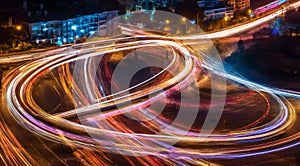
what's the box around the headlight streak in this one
[2,34,300,165]
[2,1,300,165]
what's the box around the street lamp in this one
[248,9,254,18]
[16,25,22,31]
[248,9,252,15]
[224,16,229,22]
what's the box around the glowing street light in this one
[165,19,170,24]
[248,9,252,15]
[16,25,22,31]
[248,9,255,18]
[224,16,229,22]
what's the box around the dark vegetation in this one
[224,37,300,89]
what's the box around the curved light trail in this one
[2,0,300,65]
[1,1,300,165]
[2,34,300,165]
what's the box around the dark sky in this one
[0,0,21,9]
[0,0,122,10]
[0,0,123,22]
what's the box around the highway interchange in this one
[1,1,300,165]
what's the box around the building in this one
[227,0,250,11]
[196,0,234,21]
[197,1,205,7]
[130,0,182,11]
[204,6,234,20]
[20,0,121,45]
[29,11,118,45]
[197,0,219,8]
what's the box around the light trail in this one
[183,1,300,39]
[2,0,300,65]
[1,1,300,165]
[2,35,300,165]
[253,0,288,16]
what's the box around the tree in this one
[175,0,203,22]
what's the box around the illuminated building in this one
[29,11,118,45]
[197,0,233,20]
[204,6,233,20]
[129,0,182,11]
[227,0,250,11]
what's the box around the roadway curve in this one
[2,33,300,165]
[1,1,300,165]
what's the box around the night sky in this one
[0,0,123,22]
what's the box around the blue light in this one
[190,20,196,24]
[80,29,85,33]
[63,38,67,43]
[272,28,280,35]
[43,28,48,31]
[32,26,39,31]
[57,40,63,46]
[71,25,77,30]
[150,13,154,21]
[126,11,131,17]
[89,31,95,35]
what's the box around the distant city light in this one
[89,31,95,35]
[57,40,63,46]
[16,25,22,31]
[248,9,252,14]
[71,25,77,30]
[28,11,118,45]
[224,16,230,22]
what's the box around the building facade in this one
[227,0,250,11]
[197,0,219,8]
[197,1,205,7]
[204,6,234,20]
[29,11,118,45]
[130,0,183,11]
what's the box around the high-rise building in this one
[227,0,250,11]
